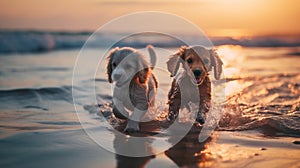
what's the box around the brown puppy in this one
[166,46,223,124]
[106,45,158,132]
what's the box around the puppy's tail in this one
[147,45,157,69]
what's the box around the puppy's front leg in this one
[124,107,147,132]
[196,77,211,124]
[167,80,181,121]
[112,98,129,119]
[196,101,210,124]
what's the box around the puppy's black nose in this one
[114,74,122,80]
[193,69,202,76]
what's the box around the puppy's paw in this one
[196,112,206,125]
[166,110,179,121]
[113,107,129,119]
[124,120,140,133]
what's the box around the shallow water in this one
[0,45,300,167]
[220,73,300,136]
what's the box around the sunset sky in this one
[0,0,299,37]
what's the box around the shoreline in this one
[206,131,300,168]
[1,125,299,168]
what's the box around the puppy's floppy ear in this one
[167,46,186,77]
[209,49,223,80]
[106,47,119,83]
[147,45,157,69]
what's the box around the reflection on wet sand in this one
[112,121,213,168]
[112,121,156,168]
[165,124,213,168]
[115,154,155,168]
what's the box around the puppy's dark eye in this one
[187,58,193,64]
[203,58,209,64]
[112,62,117,67]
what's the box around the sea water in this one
[0,31,299,167]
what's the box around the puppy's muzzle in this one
[193,69,202,77]
[113,73,122,81]
[193,69,205,85]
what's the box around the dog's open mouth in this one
[194,77,202,84]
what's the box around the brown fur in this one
[166,46,222,123]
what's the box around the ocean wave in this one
[219,73,300,136]
[83,74,300,137]
[0,31,88,53]
[8,67,70,73]
[1,30,300,54]
[211,36,300,47]
[0,31,184,54]
[0,86,73,108]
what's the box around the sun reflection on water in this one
[216,45,245,78]
[215,45,250,97]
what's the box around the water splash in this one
[219,74,300,136]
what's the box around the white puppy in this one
[106,45,158,132]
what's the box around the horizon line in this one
[1,28,300,38]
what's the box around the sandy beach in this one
[207,131,300,168]
[1,123,299,168]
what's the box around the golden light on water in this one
[210,29,253,38]
[224,80,253,97]
[216,45,245,78]
[215,45,253,97]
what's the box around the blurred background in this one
[1,0,300,36]
[0,1,299,168]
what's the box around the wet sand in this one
[89,116,300,168]
[206,131,300,168]
[1,125,299,168]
